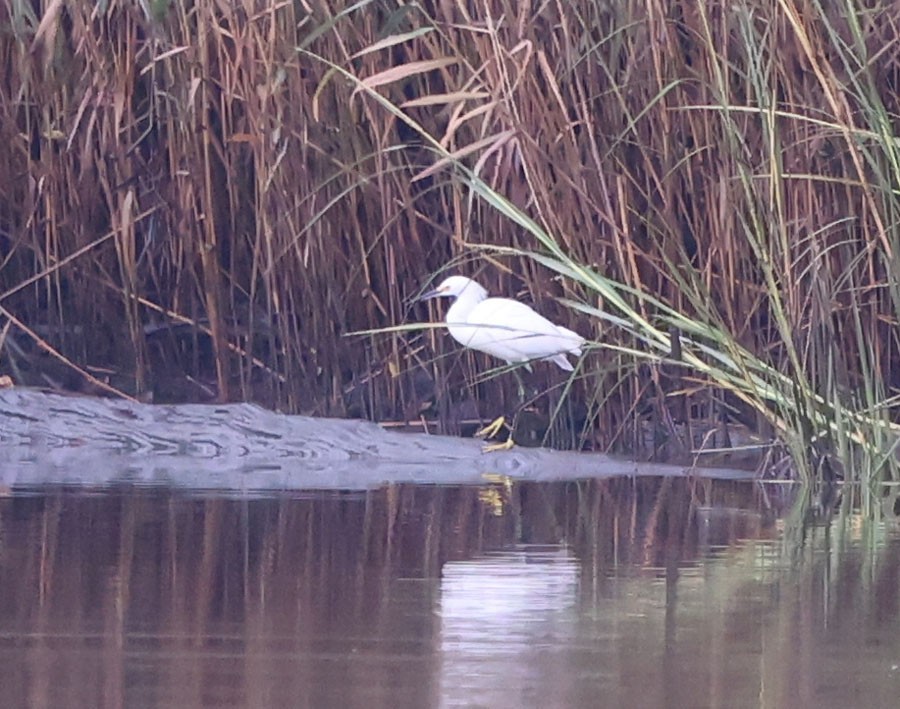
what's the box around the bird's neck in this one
[446,290,485,323]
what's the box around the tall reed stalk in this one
[1,1,898,480]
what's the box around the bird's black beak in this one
[417,287,443,301]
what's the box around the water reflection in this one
[440,549,581,707]
[0,479,897,708]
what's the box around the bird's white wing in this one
[448,298,582,363]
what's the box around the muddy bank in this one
[0,388,755,491]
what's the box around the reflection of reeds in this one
[13,481,899,705]
[1,481,779,629]
[2,2,900,476]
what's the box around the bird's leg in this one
[513,368,526,404]
[477,415,515,451]
[476,365,526,452]
[475,415,508,441]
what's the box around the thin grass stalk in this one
[3,1,900,473]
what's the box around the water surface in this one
[0,479,898,708]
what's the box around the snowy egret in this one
[418,275,585,370]
[418,275,585,450]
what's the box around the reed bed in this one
[1,0,899,479]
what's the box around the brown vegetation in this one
[1,1,899,472]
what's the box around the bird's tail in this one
[555,326,585,356]
[547,353,574,371]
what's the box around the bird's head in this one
[418,275,488,302]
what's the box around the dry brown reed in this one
[1,1,898,469]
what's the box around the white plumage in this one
[420,275,584,371]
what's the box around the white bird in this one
[419,275,584,451]
[419,275,585,370]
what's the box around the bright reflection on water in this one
[0,479,899,708]
[440,549,582,708]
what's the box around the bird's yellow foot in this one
[475,416,514,452]
[481,437,515,453]
[476,415,507,440]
